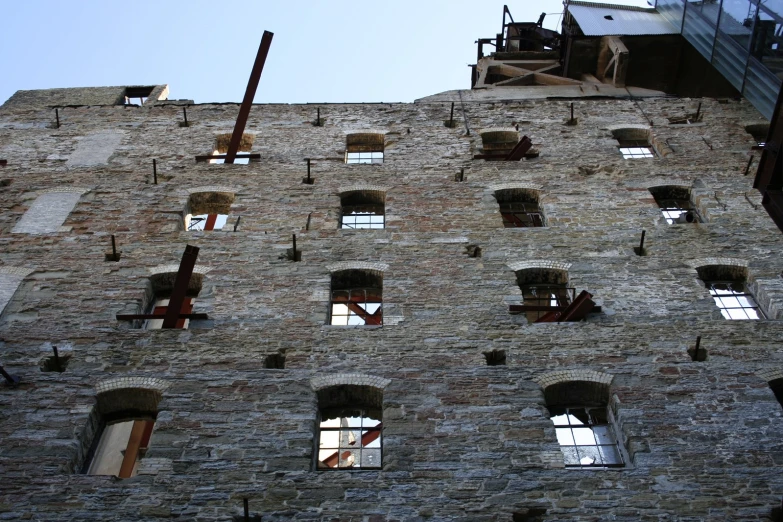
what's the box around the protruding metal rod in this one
[692,336,702,361]
[316,107,321,126]
[183,107,189,126]
[638,230,646,253]
[449,102,455,127]
[243,498,249,522]
[570,102,574,122]
[695,102,702,122]
[111,235,117,258]
[292,234,298,261]
[307,158,311,183]
[306,213,312,231]
[153,159,158,184]
[233,216,241,232]
[460,168,465,182]
[744,155,755,176]
[0,366,19,386]
[52,346,62,372]
[55,108,60,129]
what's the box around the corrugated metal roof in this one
[568,1,679,36]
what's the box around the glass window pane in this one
[555,427,575,445]
[572,427,597,445]
[560,446,581,466]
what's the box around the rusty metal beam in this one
[195,153,261,163]
[556,290,596,322]
[505,135,533,160]
[161,245,200,329]
[224,31,274,164]
[116,313,208,321]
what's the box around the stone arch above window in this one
[12,187,90,234]
[184,187,236,231]
[325,261,388,274]
[535,370,614,407]
[345,133,385,164]
[649,184,701,224]
[203,133,255,164]
[479,128,519,155]
[311,373,392,392]
[494,187,545,227]
[94,377,169,422]
[338,186,387,230]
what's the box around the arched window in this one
[516,267,571,323]
[345,133,384,164]
[184,190,235,231]
[542,377,625,468]
[480,129,519,157]
[649,185,700,224]
[612,128,653,159]
[495,188,544,228]
[316,384,383,469]
[84,378,166,478]
[144,270,205,329]
[340,189,385,230]
[696,264,764,320]
[330,269,383,325]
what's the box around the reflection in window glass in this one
[318,412,382,469]
[706,281,764,320]
[550,407,623,468]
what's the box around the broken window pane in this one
[706,281,764,320]
[317,411,382,469]
[521,284,572,322]
[549,407,623,468]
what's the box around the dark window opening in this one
[746,123,769,149]
[264,353,286,369]
[496,188,544,228]
[649,186,700,224]
[769,378,783,409]
[123,86,155,106]
[484,349,506,366]
[330,270,383,326]
[340,191,385,230]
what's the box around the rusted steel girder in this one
[224,31,274,164]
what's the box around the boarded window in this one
[12,192,82,234]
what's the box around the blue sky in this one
[1,0,650,105]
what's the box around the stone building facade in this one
[1,7,783,521]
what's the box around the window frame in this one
[85,418,156,478]
[704,280,765,320]
[499,201,545,228]
[549,406,625,469]
[340,203,385,230]
[330,287,383,326]
[316,408,383,470]
[617,139,654,159]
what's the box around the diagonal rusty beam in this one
[224,31,274,164]
[161,245,200,329]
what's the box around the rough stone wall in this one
[0,84,782,521]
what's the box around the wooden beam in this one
[532,72,584,86]
[224,31,274,164]
[596,36,628,87]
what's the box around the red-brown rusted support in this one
[224,31,274,164]
[162,245,200,329]
[204,214,218,231]
[505,135,533,160]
